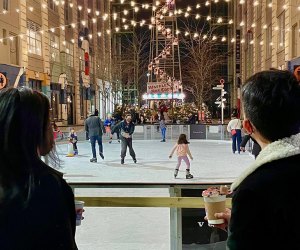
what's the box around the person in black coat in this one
[240,134,261,158]
[0,87,77,250]
[212,70,300,249]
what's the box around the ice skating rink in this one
[56,140,254,250]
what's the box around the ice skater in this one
[160,117,166,142]
[68,128,78,155]
[169,134,194,179]
[113,113,137,164]
[104,114,114,143]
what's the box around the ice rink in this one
[56,139,254,250]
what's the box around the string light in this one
[0,1,295,50]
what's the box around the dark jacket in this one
[118,120,135,138]
[0,162,77,250]
[228,133,300,250]
[240,135,261,158]
[85,115,105,137]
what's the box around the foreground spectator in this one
[212,70,300,249]
[0,87,77,249]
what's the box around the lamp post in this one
[213,83,227,140]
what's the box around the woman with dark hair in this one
[211,70,300,249]
[0,87,77,249]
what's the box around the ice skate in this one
[90,158,97,163]
[186,170,193,179]
[174,169,179,178]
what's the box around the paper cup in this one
[204,195,226,224]
[75,200,85,226]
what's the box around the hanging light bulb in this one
[229,19,233,24]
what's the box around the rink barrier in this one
[70,182,232,250]
[59,124,232,142]
[74,196,232,208]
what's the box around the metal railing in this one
[70,182,232,250]
[59,124,232,142]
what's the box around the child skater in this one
[68,128,78,155]
[169,134,194,179]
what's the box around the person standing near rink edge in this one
[85,109,105,163]
[211,70,300,249]
[0,87,77,250]
[114,113,137,164]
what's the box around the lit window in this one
[27,20,42,56]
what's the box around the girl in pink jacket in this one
[169,134,194,179]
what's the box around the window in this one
[2,29,7,45]
[27,20,42,56]
[256,0,262,19]
[256,35,262,69]
[79,48,85,71]
[3,0,8,11]
[292,23,298,58]
[64,1,72,22]
[277,12,285,50]
[266,25,272,58]
[9,33,18,65]
[66,41,74,67]
[90,55,94,75]
[28,80,42,92]
[48,0,58,12]
[50,34,60,62]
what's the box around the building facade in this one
[0,0,121,125]
[236,0,300,82]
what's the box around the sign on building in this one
[147,81,180,94]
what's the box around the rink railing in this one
[70,182,232,250]
[62,124,232,141]
[128,124,231,141]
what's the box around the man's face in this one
[126,115,132,122]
